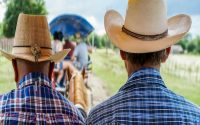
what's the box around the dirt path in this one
[88,74,110,107]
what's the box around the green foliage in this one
[3,0,48,38]
[187,37,200,54]
[177,34,200,55]
[184,36,200,55]
[93,34,102,48]
[88,33,113,48]
[187,40,197,53]
[0,23,3,38]
[177,34,191,50]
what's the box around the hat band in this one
[122,26,168,41]
[12,46,53,62]
[12,47,52,55]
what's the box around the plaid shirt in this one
[86,68,200,125]
[0,72,85,125]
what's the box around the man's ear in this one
[166,47,171,55]
[12,59,18,83]
[120,50,126,60]
[162,47,171,63]
[49,62,55,80]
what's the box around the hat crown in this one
[124,0,168,35]
[14,13,51,48]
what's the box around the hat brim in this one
[0,49,70,63]
[104,10,192,53]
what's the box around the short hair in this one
[125,50,166,66]
[53,31,63,41]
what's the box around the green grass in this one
[0,50,200,106]
[0,57,16,94]
[91,49,200,106]
[91,49,127,95]
[162,73,200,105]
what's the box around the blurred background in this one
[0,0,200,106]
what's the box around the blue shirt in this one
[86,68,200,125]
[74,42,88,70]
[0,72,84,125]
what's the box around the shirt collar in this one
[119,67,166,91]
[18,72,52,89]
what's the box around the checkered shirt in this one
[0,72,85,125]
[86,68,200,125]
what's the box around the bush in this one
[177,34,200,55]
[186,36,200,54]
[87,33,114,49]
[177,34,191,50]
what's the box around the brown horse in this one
[53,62,91,114]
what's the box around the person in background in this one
[52,31,64,86]
[85,39,93,72]
[63,36,76,60]
[52,31,63,54]
[86,0,200,124]
[72,33,89,71]
[0,13,84,124]
[86,38,93,54]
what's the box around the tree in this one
[187,41,196,54]
[186,36,200,55]
[101,34,113,49]
[3,0,48,38]
[195,37,200,54]
[192,37,200,54]
[88,33,102,48]
[177,34,191,51]
[0,23,3,38]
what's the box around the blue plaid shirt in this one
[86,68,200,125]
[0,72,84,125]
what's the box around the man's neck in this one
[127,63,160,77]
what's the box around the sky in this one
[0,0,6,22]
[45,0,127,35]
[0,0,200,36]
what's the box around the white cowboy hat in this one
[104,0,192,53]
[0,13,70,63]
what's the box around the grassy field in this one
[0,57,15,94]
[91,49,200,106]
[0,50,200,106]
[162,54,200,82]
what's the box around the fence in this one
[0,38,13,53]
[162,54,200,83]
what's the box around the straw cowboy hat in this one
[0,13,70,63]
[104,0,192,53]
